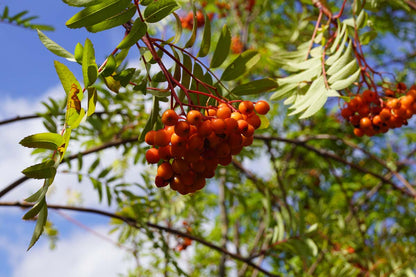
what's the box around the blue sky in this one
[0,1,141,276]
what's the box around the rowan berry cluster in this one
[145,100,270,194]
[341,84,416,137]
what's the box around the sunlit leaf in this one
[20,133,64,150]
[86,4,136,33]
[82,38,98,86]
[22,160,56,179]
[231,78,278,95]
[117,18,147,49]
[87,87,97,116]
[143,0,179,23]
[27,199,48,250]
[66,0,131,29]
[210,25,231,68]
[37,30,75,62]
[221,50,260,81]
[54,60,81,95]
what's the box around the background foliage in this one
[1,0,416,276]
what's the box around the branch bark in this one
[0,201,280,277]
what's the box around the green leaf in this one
[66,0,131,29]
[22,160,57,179]
[184,3,197,48]
[221,50,260,81]
[114,68,135,86]
[62,0,102,6]
[117,18,147,49]
[197,10,211,57]
[327,59,358,84]
[277,64,321,85]
[326,41,353,76]
[231,78,278,95]
[54,60,81,95]
[181,53,192,90]
[360,30,377,45]
[74,42,84,63]
[20,133,64,150]
[270,83,299,101]
[101,55,116,77]
[87,87,97,116]
[22,199,45,220]
[37,30,75,62]
[143,0,179,23]
[210,25,231,68]
[330,67,361,90]
[139,97,159,142]
[172,12,183,44]
[103,75,121,93]
[65,84,85,128]
[27,199,48,250]
[24,187,47,203]
[86,4,136,33]
[82,38,98,87]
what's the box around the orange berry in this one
[237,119,249,133]
[179,170,195,186]
[211,118,227,134]
[190,159,206,173]
[170,145,187,158]
[172,159,189,174]
[205,108,217,117]
[187,110,203,125]
[216,143,231,158]
[372,115,383,126]
[145,130,156,145]
[238,101,254,115]
[192,176,206,191]
[154,129,171,147]
[341,107,353,119]
[228,132,243,147]
[387,98,401,109]
[207,132,222,148]
[230,112,244,121]
[359,117,372,129]
[242,135,253,146]
[353,128,364,137]
[198,120,213,137]
[158,145,171,160]
[169,176,183,191]
[184,149,200,163]
[188,134,204,152]
[362,90,378,103]
[254,100,270,115]
[246,114,261,129]
[242,124,255,137]
[379,108,392,121]
[157,162,174,180]
[218,154,232,166]
[155,175,169,188]
[171,133,188,147]
[162,109,179,126]
[217,106,232,119]
[400,95,414,108]
[357,104,370,117]
[175,121,191,137]
[224,118,239,133]
[145,148,160,164]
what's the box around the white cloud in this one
[12,225,135,277]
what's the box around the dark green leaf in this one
[184,3,197,48]
[197,10,211,57]
[172,12,182,44]
[88,158,100,174]
[117,18,147,49]
[27,199,48,250]
[210,25,231,68]
[20,133,64,150]
[221,50,260,81]
[37,30,75,62]
[139,97,159,142]
[86,4,136,33]
[66,0,131,29]
[22,160,57,179]
[24,186,48,203]
[143,0,179,23]
[114,68,135,86]
[231,78,278,95]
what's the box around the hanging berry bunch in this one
[145,100,270,195]
[341,84,416,137]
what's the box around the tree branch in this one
[0,136,139,199]
[0,201,280,277]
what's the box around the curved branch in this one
[0,136,139,199]
[253,134,416,198]
[0,201,280,277]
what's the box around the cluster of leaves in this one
[0,5,54,31]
